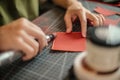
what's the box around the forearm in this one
[0,27,4,50]
[52,0,80,9]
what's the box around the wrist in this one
[0,27,3,50]
[0,26,6,51]
[67,0,81,8]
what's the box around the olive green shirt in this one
[0,0,39,25]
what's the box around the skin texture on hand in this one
[64,1,105,37]
[0,18,48,61]
[52,0,105,37]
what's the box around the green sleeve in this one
[0,0,39,26]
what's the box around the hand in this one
[64,1,105,37]
[0,18,48,61]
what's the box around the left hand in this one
[64,1,105,37]
[0,18,48,61]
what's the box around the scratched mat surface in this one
[0,1,120,80]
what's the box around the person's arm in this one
[0,18,48,61]
[52,0,105,37]
[52,0,77,8]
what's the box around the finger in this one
[86,12,99,27]
[26,20,42,31]
[99,14,105,25]
[30,23,44,32]
[95,14,105,26]
[64,13,73,33]
[29,23,48,50]
[38,36,47,52]
[72,15,77,22]
[78,11,87,37]
[24,24,48,50]
[16,38,35,61]
[21,31,39,56]
[95,14,102,26]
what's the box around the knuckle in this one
[14,29,23,37]
[30,44,39,57]
[27,49,35,60]
[94,17,99,22]
[81,19,87,23]
[16,37,23,43]
[32,52,37,58]
[36,42,39,48]
[79,8,84,12]
[19,18,27,22]
[40,32,46,38]
[94,18,98,21]
[25,55,32,60]
[34,44,39,55]
[18,18,28,26]
[16,38,24,46]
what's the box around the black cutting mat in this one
[0,1,120,80]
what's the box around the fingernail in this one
[66,29,71,33]
[82,33,86,37]
[83,35,86,37]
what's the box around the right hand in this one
[0,18,48,61]
[64,1,105,37]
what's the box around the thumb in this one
[64,14,72,33]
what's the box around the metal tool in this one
[0,34,56,66]
[73,25,120,80]
[64,25,120,80]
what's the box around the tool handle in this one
[0,51,23,66]
[0,34,56,66]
